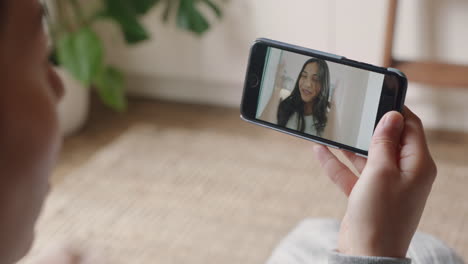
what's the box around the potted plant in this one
[45,0,224,135]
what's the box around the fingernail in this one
[384,112,404,131]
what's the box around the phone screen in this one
[255,47,386,151]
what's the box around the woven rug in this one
[20,124,347,264]
[20,123,467,263]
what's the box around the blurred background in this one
[22,0,468,263]
[102,0,468,130]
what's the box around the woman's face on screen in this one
[299,62,321,103]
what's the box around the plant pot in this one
[56,67,90,137]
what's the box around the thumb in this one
[368,111,405,167]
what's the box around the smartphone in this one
[241,38,407,157]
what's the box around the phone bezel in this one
[241,38,408,157]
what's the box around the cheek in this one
[0,90,60,263]
[314,84,322,94]
[1,77,62,176]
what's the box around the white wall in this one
[327,62,370,148]
[98,0,338,107]
[256,48,281,118]
[357,73,385,150]
[97,0,468,131]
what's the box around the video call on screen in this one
[256,47,384,151]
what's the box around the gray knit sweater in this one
[329,252,411,264]
[266,219,464,264]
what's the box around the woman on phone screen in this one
[260,58,332,137]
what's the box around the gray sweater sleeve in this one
[329,251,411,264]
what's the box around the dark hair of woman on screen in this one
[277,58,330,136]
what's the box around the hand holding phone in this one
[241,38,408,157]
[314,108,437,258]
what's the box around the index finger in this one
[341,150,367,174]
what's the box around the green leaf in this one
[176,0,191,29]
[162,0,173,23]
[94,66,127,112]
[49,49,59,66]
[189,10,210,34]
[57,28,103,86]
[177,0,210,35]
[201,0,222,18]
[131,0,161,15]
[104,0,150,44]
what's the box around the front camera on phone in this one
[249,74,259,87]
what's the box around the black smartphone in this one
[241,38,407,157]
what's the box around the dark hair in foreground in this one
[277,58,330,136]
